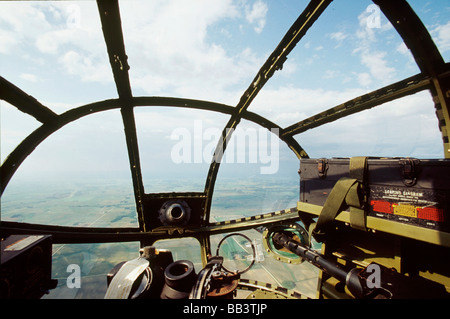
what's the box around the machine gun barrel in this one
[273,231,384,298]
[272,232,450,299]
[273,232,392,298]
[272,232,348,283]
[273,232,348,282]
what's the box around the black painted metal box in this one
[299,157,450,232]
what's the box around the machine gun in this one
[272,231,450,299]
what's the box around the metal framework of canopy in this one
[1,0,449,263]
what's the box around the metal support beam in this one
[430,72,450,157]
[282,74,431,137]
[97,0,132,101]
[97,0,146,230]
[0,206,301,245]
[120,107,146,231]
[0,76,58,123]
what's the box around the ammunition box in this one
[299,157,450,233]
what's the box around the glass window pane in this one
[1,101,41,163]
[249,0,422,128]
[1,109,138,227]
[46,242,140,299]
[210,119,300,221]
[134,107,230,193]
[153,237,203,272]
[211,229,319,298]
[120,0,271,104]
[0,1,117,107]
[296,91,443,159]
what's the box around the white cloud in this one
[1,2,110,85]
[245,0,268,34]
[360,50,396,83]
[0,2,51,54]
[19,73,38,82]
[119,0,266,103]
[249,86,367,128]
[329,32,347,42]
[36,29,77,54]
[0,29,19,54]
[58,50,111,83]
[328,31,348,47]
[323,70,337,79]
[353,7,397,86]
[297,91,442,158]
[0,2,100,55]
[248,83,442,159]
[1,0,268,104]
[356,72,372,87]
[0,2,51,34]
[431,21,450,53]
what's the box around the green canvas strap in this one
[311,157,368,242]
[311,177,359,242]
[349,156,367,181]
[349,156,368,231]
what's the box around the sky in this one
[1,0,450,192]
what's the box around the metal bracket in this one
[400,158,419,186]
[317,159,328,178]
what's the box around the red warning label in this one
[369,185,448,231]
[416,206,445,222]
[371,200,444,222]
[370,200,393,214]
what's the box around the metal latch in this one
[400,158,419,186]
[317,159,328,178]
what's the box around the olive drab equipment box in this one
[298,157,450,299]
[299,157,450,235]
